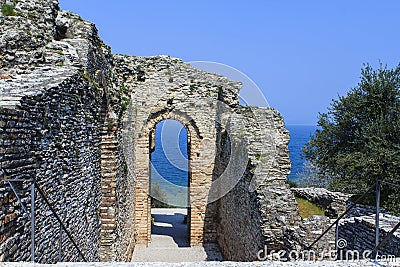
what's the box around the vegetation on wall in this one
[1,4,16,16]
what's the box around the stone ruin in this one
[292,188,400,258]
[5,0,396,264]
[0,0,306,263]
[0,0,302,262]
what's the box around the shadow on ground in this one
[131,208,223,262]
[151,212,189,247]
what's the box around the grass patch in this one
[295,197,325,219]
[1,4,16,16]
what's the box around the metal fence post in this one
[31,183,35,262]
[375,180,381,252]
[59,221,63,262]
[335,220,339,251]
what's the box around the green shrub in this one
[303,64,400,212]
[1,4,16,16]
[120,84,128,94]
[287,179,298,188]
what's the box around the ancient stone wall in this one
[112,54,243,246]
[290,187,400,258]
[339,215,400,257]
[215,106,301,261]
[1,0,306,263]
[0,0,134,261]
[99,112,136,262]
[292,188,350,218]
[111,55,303,260]
[0,72,104,262]
[0,107,33,261]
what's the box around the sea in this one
[286,125,318,181]
[150,120,317,206]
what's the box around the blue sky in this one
[59,1,400,125]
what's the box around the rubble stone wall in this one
[292,188,350,218]
[291,187,400,257]
[1,0,304,262]
[0,73,104,262]
[339,215,400,257]
[215,106,301,261]
[112,55,242,246]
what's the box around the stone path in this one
[131,208,223,262]
[3,260,398,266]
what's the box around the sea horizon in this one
[151,122,318,206]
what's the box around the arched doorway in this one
[134,110,208,247]
[149,120,190,246]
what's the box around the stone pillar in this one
[99,121,118,261]
[134,137,151,244]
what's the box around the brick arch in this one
[141,108,202,141]
[134,108,210,246]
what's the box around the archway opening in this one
[149,119,190,247]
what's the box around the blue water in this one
[151,120,188,187]
[151,121,317,205]
[151,120,189,207]
[287,125,318,181]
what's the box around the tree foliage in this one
[303,64,400,212]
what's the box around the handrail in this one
[376,220,400,251]
[373,180,400,256]
[7,181,28,214]
[7,179,35,261]
[7,179,87,262]
[307,179,400,258]
[307,181,377,250]
[34,181,87,262]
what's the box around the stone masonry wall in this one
[292,188,350,218]
[1,0,310,262]
[290,187,400,258]
[0,0,134,262]
[339,215,400,257]
[215,106,301,261]
[112,54,242,247]
[0,72,104,262]
[101,54,302,260]
[99,109,136,262]
[0,107,34,261]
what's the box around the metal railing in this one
[7,178,87,262]
[308,180,400,257]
